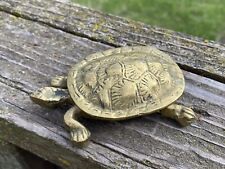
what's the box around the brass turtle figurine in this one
[30,46,197,143]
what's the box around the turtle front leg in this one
[64,106,91,143]
[51,76,67,89]
[160,104,197,126]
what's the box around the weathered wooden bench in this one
[0,0,225,168]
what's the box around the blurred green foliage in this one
[72,0,225,40]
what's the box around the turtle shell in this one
[67,46,184,120]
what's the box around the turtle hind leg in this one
[160,104,198,126]
[51,76,67,89]
[64,106,90,143]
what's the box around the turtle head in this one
[30,87,70,107]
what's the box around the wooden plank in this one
[0,140,59,169]
[0,0,225,83]
[0,140,29,169]
[0,12,148,169]
[0,11,224,169]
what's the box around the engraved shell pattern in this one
[68,46,184,119]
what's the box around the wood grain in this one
[0,2,224,169]
[0,0,225,83]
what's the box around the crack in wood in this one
[0,75,30,94]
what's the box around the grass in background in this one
[72,0,225,40]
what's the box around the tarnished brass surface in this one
[160,104,197,126]
[51,76,67,89]
[64,106,90,143]
[30,46,197,143]
[68,46,184,119]
[30,87,70,107]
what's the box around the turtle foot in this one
[70,127,91,143]
[175,106,197,126]
[64,106,91,143]
[161,104,198,126]
[51,76,67,88]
